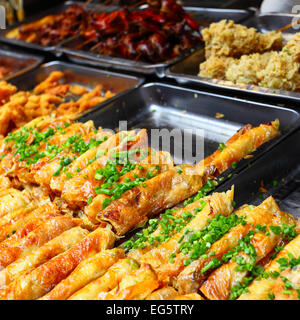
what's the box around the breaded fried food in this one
[225,52,273,85]
[200,26,300,92]
[225,51,300,92]
[199,56,234,80]
[202,20,282,59]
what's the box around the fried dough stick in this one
[69,258,140,300]
[40,248,124,300]
[0,215,81,269]
[200,211,297,300]
[0,227,115,300]
[238,234,300,300]
[175,197,284,294]
[0,226,88,288]
[96,121,279,236]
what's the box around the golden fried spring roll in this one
[69,258,140,300]
[0,215,81,269]
[0,226,88,288]
[200,120,279,174]
[138,188,235,280]
[98,121,279,236]
[85,150,174,223]
[272,266,300,300]
[62,129,147,207]
[175,196,281,294]
[0,227,116,300]
[200,210,296,300]
[103,264,159,300]
[99,164,211,236]
[0,201,60,243]
[49,130,114,193]
[0,189,31,219]
[238,234,300,300]
[128,187,234,261]
[40,248,125,300]
[56,130,132,194]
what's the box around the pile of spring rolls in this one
[0,115,297,300]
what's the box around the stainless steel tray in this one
[59,7,252,77]
[0,1,119,55]
[166,12,300,103]
[0,45,43,81]
[10,61,144,118]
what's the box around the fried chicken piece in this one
[0,81,17,104]
[33,71,65,94]
[202,20,282,59]
[24,94,62,120]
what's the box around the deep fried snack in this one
[202,20,282,59]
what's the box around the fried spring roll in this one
[99,164,211,236]
[200,210,296,300]
[103,264,159,300]
[69,258,140,300]
[200,120,279,174]
[40,248,125,300]
[238,234,300,300]
[49,130,114,193]
[85,150,174,223]
[97,121,279,236]
[0,226,88,288]
[62,129,147,207]
[54,130,130,192]
[128,187,234,261]
[0,215,81,269]
[175,196,282,294]
[272,266,300,300]
[0,201,60,243]
[138,188,235,280]
[0,227,115,300]
[0,189,31,219]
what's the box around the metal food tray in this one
[0,45,43,81]
[166,13,300,103]
[78,82,300,170]
[217,129,300,220]
[60,7,251,77]
[179,0,244,8]
[0,1,119,55]
[10,61,144,118]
